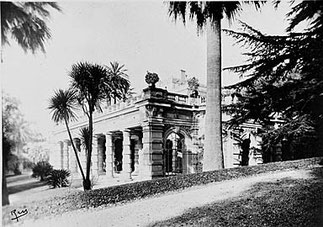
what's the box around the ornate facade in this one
[51,84,262,181]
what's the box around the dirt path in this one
[5,169,313,227]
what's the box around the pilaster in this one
[97,135,106,175]
[57,141,63,169]
[132,137,142,176]
[105,132,114,178]
[63,140,70,170]
[140,121,164,180]
[71,138,81,176]
[91,135,99,177]
[69,141,77,174]
[121,129,132,181]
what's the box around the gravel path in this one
[5,169,312,227]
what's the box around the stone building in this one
[51,73,262,181]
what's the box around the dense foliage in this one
[2,94,34,172]
[1,2,61,53]
[32,161,53,181]
[223,1,323,160]
[46,169,70,188]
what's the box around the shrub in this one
[46,169,70,188]
[32,161,53,181]
[23,159,35,170]
[7,154,22,175]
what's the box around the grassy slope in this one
[2,157,323,225]
[152,167,323,227]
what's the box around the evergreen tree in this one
[223,1,323,160]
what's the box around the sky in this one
[1,1,292,137]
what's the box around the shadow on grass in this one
[151,167,323,227]
[8,180,48,195]
[6,174,33,184]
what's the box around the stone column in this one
[140,122,164,180]
[105,132,114,178]
[172,139,178,172]
[91,136,99,177]
[97,135,106,175]
[63,140,70,170]
[132,137,142,176]
[69,141,76,174]
[79,140,87,178]
[72,138,82,175]
[57,141,63,169]
[121,129,132,181]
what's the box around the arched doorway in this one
[164,132,185,176]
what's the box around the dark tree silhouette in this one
[223,1,323,160]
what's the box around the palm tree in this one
[106,61,131,104]
[168,2,263,171]
[1,2,61,54]
[69,61,130,190]
[48,89,86,185]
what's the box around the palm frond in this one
[168,1,188,24]
[69,62,108,112]
[48,89,78,124]
[105,61,131,101]
[286,1,323,32]
[1,2,61,53]
[79,127,91,155]
[168,1,245,33]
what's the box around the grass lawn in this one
[151,167,323,227]
[2,157,323,226]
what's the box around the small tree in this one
[46,169,70,188]
[32,161,53,181]
[106,62,131,103]
[69,61,130,190]
[49,89,86,188]
[2,93,32,204]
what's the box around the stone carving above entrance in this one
[164,125,193,138]
[145,105,164,118]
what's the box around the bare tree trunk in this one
[64,118,86,181]
[203,19,224,172]
[2,157,10,205]
[17,143,24,174]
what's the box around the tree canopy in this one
[223,1,323,159]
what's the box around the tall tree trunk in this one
[64,118,86,182]
[16,142,23,174]
[84,109,93,190]
[203,19,224,171]
[2,160,10,205]
[3,138,10,205]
